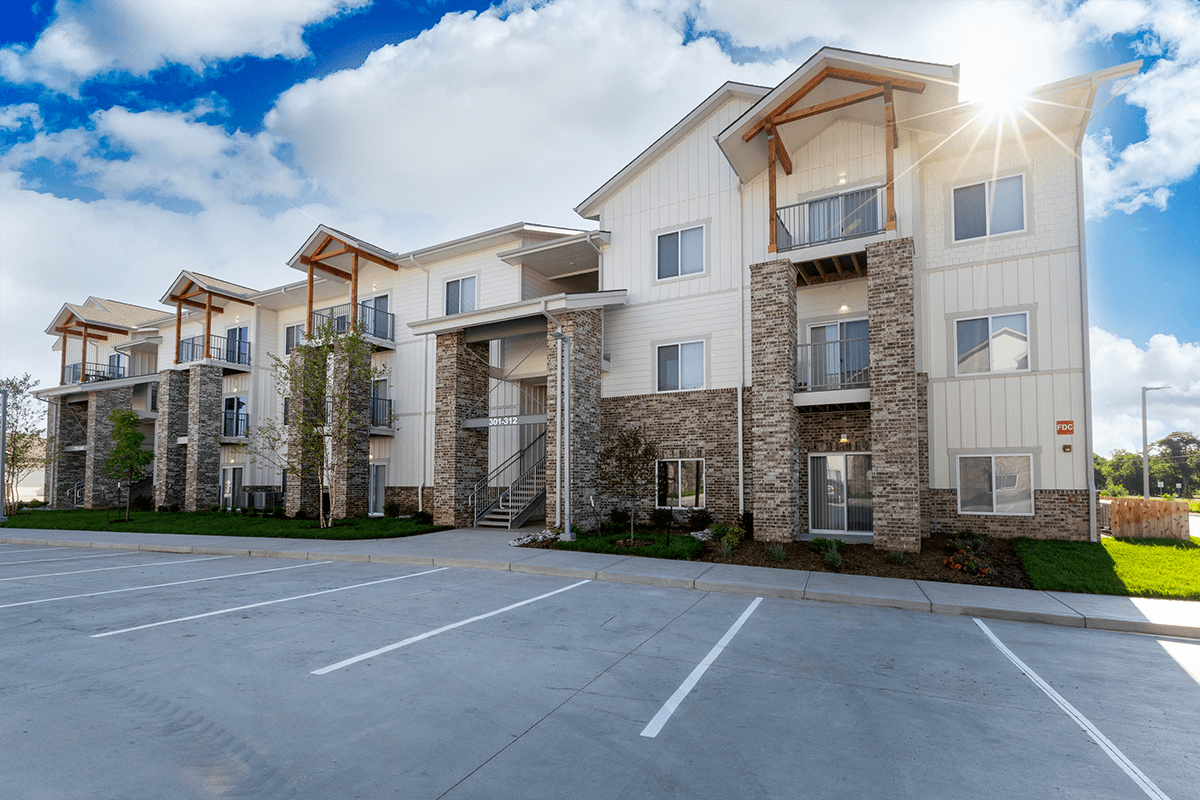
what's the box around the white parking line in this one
[640,597,762,738]
[0,555,233,582]
[1,560,325,609]
[975,619,1172,800]
[312,579,592,675]
[0,552,139,566]
[0,547,72,554]
[91,567,449,638]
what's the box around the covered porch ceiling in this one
[497,231,610,280]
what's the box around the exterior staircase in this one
[472,433,546,529]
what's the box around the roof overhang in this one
[497,231,611,279]
[287,225,401,279]
[408,290,628,339]
[718,48,959,185]
[159,270,258,312]
[393,222,586,267]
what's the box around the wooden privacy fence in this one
[1108,497,1192,540]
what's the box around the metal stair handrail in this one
[470,431,546,525]
[498,454,545,513]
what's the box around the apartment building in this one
[39,48,1134,551]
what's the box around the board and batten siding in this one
[922,136,1088,493]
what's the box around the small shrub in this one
[717,538,734,557]
[271,505,285,519]
[766,542,786,561]
[944,549,992,576]
[383,501,402,518]
[823,549,843,568]
[1161,492,1176,502]
[412,510,433,525]
[721,524,744,552]
[737,511,754,539]
[649,508,675,529]
[886,549,907,565]
[685,507,714,532]
[169,502,181,513]
[947,530,985,555]
[807,537,839,555]
[131,495,154,512]
[1190,499,1200,513]
[609,508,631,527]
[209,504,220,513]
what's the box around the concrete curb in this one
[3,533,1197,639]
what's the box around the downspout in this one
[408,254,431,512]
[1076,84,1099,543]
[541,301,563,529]
[736,178,746,517]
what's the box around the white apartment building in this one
[39,48,1135,550]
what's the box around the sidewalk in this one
[4,526,1198,639]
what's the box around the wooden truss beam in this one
[825,67,925,95]
[299,255,352,282]
[744,66,829,142]
[765,119,792,175]
[168,294,222,313]
[830,257,846,280]
[57,321,126,335]
[850,252,864,277]
[54,325,108,341]
[771,85,884,127]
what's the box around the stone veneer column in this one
[285,345,323,519]
[329,345,370,519]
[84,385,134,508]
[544,309,602,530]
[866,237,921,552]
[432,332,490,527]
[185,365,222,512]
[47,397,87,508]
[154,369,189,509]
[750,259,800,542]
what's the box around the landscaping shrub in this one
[131,495,154,512]
[384,500,402,518]
[886,549,907,565]
[412,510,433,525]
[609,508,631,528]
[685,507,714,532]
[271,505,285,519]
[944,548,991,576]
[766,542,786,561]
[649,508,675,529]
[807,537,842,568]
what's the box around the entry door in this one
[810,454,872,533]
[369,464,386,515]
[226,326,249,365]
[221,467,243,510]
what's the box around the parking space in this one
[2,545,1196,799]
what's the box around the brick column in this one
[329,345,370,519]
[432,332,489,527]
[84,385,134,508]
[867,237,921,552]
[285,346,323,519]
[185,365,222,512]
[47,397,87,508]
[545,309,602,530]
[154,369,189,509]
[750,258,800,542]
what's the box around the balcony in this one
[311,302,395,343]
[776,186,884,253]
[222,411,249,438]
[62,361,159,386]
[795,337,870,407]
[370,396,393,429]
[179,334,252,368]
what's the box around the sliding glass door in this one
[809,453,872,534]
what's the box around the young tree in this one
[103,409,154,521]
[594,424,658,545]
[2,374,49,515]
[248,320,383,528]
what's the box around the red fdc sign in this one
[1056,420,1075,435]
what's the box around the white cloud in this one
[0,0,369,93]
[1090,327,1200,456]
[0,103,43,130]
[264,0,788,241]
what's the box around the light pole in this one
[1142,385,1169,499]
[549,331,573,540]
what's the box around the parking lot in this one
[2,541,1197,799]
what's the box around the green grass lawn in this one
[0,508,450,541]
[553,529,703,560]
[1014,536,1200,600]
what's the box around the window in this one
[657,459,704,508]
[657,341,704,391]
[656,226,704,280]
[953,175,1024,241]
[446,277,476,316]
[956,313,1029,375]
[223,396,247,437]
[805,320,869,391]
[958,455,1033,515]
[284,324,302,354]
[150,382,159,412]
[225,326,249,365]
[363,295,390,340]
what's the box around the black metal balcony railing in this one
[62,361,126,385]
[311,302,395,342]
[776,186,884,252]
[179,335,252,367]
[796,338,871,392]
[370,396,392,427]
[223,411,249,438]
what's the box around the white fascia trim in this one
[496,230,611,264]
[407,290,628,337]
[391,222,585,266]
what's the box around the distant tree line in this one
[1095,431,1199,498]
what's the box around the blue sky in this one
[1,0,1198,455]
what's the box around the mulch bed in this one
[521,530,1032,589]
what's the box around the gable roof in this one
[574,81,771,221]
[44,297,163,336]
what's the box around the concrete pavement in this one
[3,525,1198,639]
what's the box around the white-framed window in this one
[223,395,248,437]
[956,312,1029,375]
[284,324,303,354]
[107,352,125,378]
[657,459,705,508]
[957,454,1034,515]
[953,174,1025,241]
[656,341,704,392]
[445,276,476,316]
[656,225,704,280]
